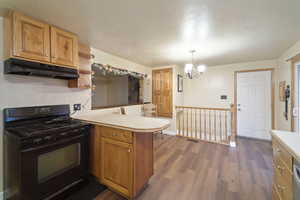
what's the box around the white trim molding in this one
[162,130,176,135]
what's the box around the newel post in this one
[230,104,237,147]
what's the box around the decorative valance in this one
[92,63,147,79]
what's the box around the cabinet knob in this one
[128,149,131,153]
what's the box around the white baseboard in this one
[162,130,176,135]
[0,191,3,200]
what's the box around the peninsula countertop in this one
[73,113,171,133]
[271,130,300,162]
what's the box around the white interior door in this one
[237,71,272,140]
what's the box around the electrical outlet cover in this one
[73,104,81,111]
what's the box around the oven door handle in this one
[21,134,86,153]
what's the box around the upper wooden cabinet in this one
[51,26,78,68]
[11,11,50,62]
[5,10,78,69]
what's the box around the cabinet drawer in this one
[274,161,293,200]
[273,139,292,171]
[101,127,132,143]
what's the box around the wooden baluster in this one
[181,108,185,136]
[184,108,186,137]
[199,109,202,140]
[195,109,197,139]
[214,110,217,142]
[219,111,222,142]
[182,108,184,136]
[209,110,211,141]
[176,109,181,135]
[204,110,207,141]
[187,108,189,138]
[225,110,228,142]
[190,108,193,138]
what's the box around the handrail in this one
[175,105,236,146]
[175,105,231,111]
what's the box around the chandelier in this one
[184,50,206,79]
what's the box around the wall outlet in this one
[73,104,81,111]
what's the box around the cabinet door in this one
[161,69,173,117]
[13,11,50,62]
[101,138,133,197]
[50,26,78,68]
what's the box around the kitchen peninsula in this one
[73,112,170,199]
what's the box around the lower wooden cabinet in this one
[101,138,133,197]
[272,137,293,200]
[89,126,154,199]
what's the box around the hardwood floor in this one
[96,135,273,200]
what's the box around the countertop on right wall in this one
[271,130,300,162]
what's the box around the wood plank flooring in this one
[96,135,273,200]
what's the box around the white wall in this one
[183,60,278,108]
[276,40,300,131]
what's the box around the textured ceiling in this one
[1,0,300,67]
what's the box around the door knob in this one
[238,108,241,111]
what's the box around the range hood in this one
[4,58,79,80]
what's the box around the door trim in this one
[234,68,275,136]
[290,55,300,131]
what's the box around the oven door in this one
[20,129,89,200]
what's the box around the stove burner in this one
[6,117,86,138]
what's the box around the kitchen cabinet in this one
[10,11,50,62]
[5,10,78,69]
[101,138,133,197]
[50,26,78,68]
[272,137,293,200]
[90,126,154,199]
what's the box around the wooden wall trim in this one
[290,55,300,131]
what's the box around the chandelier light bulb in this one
[184,64,193,73]
[197,64,207,73]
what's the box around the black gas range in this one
[4,105,91,200]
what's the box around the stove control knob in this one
[60,132,68,136]
[33,138,43,144]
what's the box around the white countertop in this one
[271,130,300,162]
[73,113,171,133]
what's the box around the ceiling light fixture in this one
[184,50,206,79]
